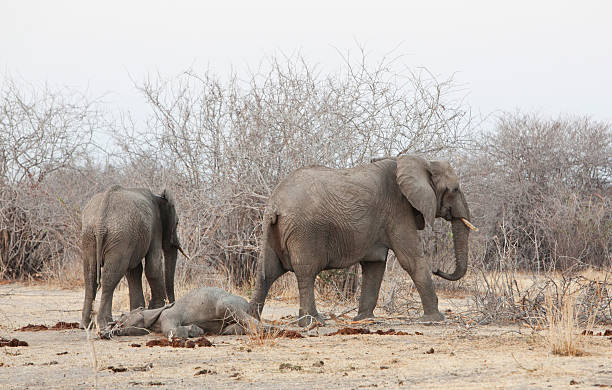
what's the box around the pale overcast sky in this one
[2,0,611,124]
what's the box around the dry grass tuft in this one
[244,320,281,347]
[545,294,585,357]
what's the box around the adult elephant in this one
[80,185,187,330]
[249,155,477,326]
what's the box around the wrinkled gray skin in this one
[80,185,182,331]
[249,155,472,326]
[103,287,259,338]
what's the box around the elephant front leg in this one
[354,260,386,321]
[390,224,444,322]
[296,273,325,327]
[163,324,204,339]
[144,248,166,309]
[126,262,145,311]
[406,257,444,322]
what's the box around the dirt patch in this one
[1,283,612,389]
[145,337,213,348]
[0,337,28,347]
[16,321,80,331]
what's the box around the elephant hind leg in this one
[295,272,325,327]
[354,260,387,321]
[80,239,97,329]
[249,240,286,319]
[221,323,247,335]
[97,265,125,330]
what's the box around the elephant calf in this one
[102,287,260,339]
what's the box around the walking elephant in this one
[249,155,477,326]
[80,185,187,330]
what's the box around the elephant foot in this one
[298,314,326,328]
[79,318,92,330]
[187,325,205,338]
[96,317,112,333]
[416,312,445,323]
[353,312,375,321]
[148,299,166,310]
[247,303,262,320]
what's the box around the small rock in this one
[425,348,435,354]
[194,369,216,376]
[107,366,128,373]
[279,363,302,371]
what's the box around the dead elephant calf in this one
[102,287,261,339]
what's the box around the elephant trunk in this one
[433,218,470,281]
[163,246,177,303]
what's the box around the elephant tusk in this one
[177,246,191,260]
[460,218,478,232]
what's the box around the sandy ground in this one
[0,283,611,390]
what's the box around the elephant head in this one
[396,156,476,281]
[157,189,182,302]
[103,305,170,337]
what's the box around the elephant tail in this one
[259,208,284,283]
[95,225,106,291]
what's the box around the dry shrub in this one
[464,113,611,272]
[0,79,101,280]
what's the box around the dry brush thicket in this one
[1,53,610,325]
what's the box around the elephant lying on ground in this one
[249,155,477,326]
[102,287,260,338]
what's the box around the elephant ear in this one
[142,303,173,328]
[396,155,436,228]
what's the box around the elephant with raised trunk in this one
[249,155,477,326]
[80,185,187,330]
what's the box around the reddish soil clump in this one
[146,337,212,348]
[374,329,411,335]
[17,324,49,331]
[326,327,415,336]
[50,322,79,330]
[16,322,79,332]
[0,337,28,347]
[326,327,372,336]
[277,330,305,339]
